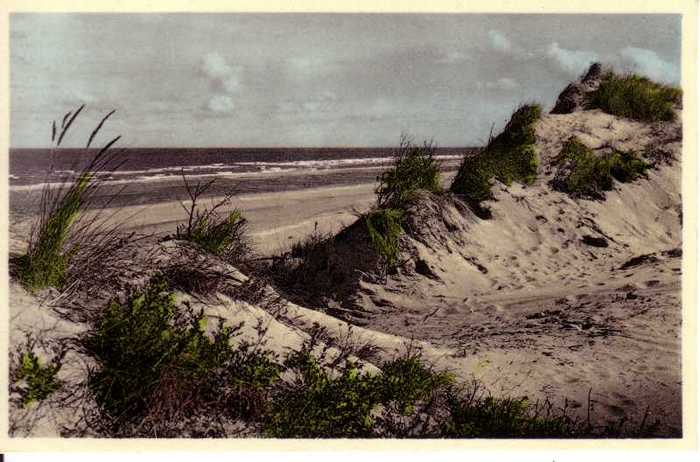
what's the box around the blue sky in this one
[11,14,681,147]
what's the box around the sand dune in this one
[8,70,683,437]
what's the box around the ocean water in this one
[9,147,470,189]
[9,147,474,212]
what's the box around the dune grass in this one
[364,208,404,271]
[590,72,682,122]
[443,391,579,438]
[451,104,542,217]
[376,134,441,209]
[174,173,251,265]
[14,106,124,292]
[553,137,651,199]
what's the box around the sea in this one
[9,147,474,211]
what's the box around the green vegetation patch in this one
[266,351,454,438]
[13,347,63,406]
[554,137,651,199]
[176,209,249,262]
[16,173,92,291]
[443,393,580,438]
[451,104,542,217]
[364,208,404,270]
[83,277,280,422]
[590,72,682,122]
[376,136,441,209]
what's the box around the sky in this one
[10,14,682,148]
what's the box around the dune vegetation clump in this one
[14,106,123,292]
[376,135,441,209]
[364,208,404,272]
[174,174,251,265]
[553,136,651,199]
[266,349,455,438]
[82,277,280,428]
[451,104,542,218]
[442,391,581,438]
[10,340,64,407]
[590,72,682,122]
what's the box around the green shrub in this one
[554,137,650,199]
[376,135,441,209]
[449,156,495,218]
[266,351,453,438]
[590,72,682,122]
[267,351,381,437]
[443,392,580,438]
[83,277,280,422]
[609,149,652,182]
[12,346,63,406]
[451,104,542,216]
[378,353,455,415]
[364,208,404,270]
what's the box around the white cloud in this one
[619,47,679,84]
[200,52,242,93]
[477,77,520,91]
[488,30,513,53]
[206,95,235,114]
[546,42,599,76]
[201,52,242,114]
[202,52,234,79]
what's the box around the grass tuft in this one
[15,173,92,289]
[590,72,681,122]
[14,107,123,292]
[174,173,251,265]
[364,208,404,271]
[451,104,542,217]
[443,389,580,438]
[376,134,441,209]
[553,137,651,199]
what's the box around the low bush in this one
[76,285,656,437]
[377,352,455,416]
[266,350,453,438]
[376,135,441,209]
[553,137,650,199]
[451,104,542,217]
[82,277,280,427]
[590,72,682,122]
[266,351,380,437]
